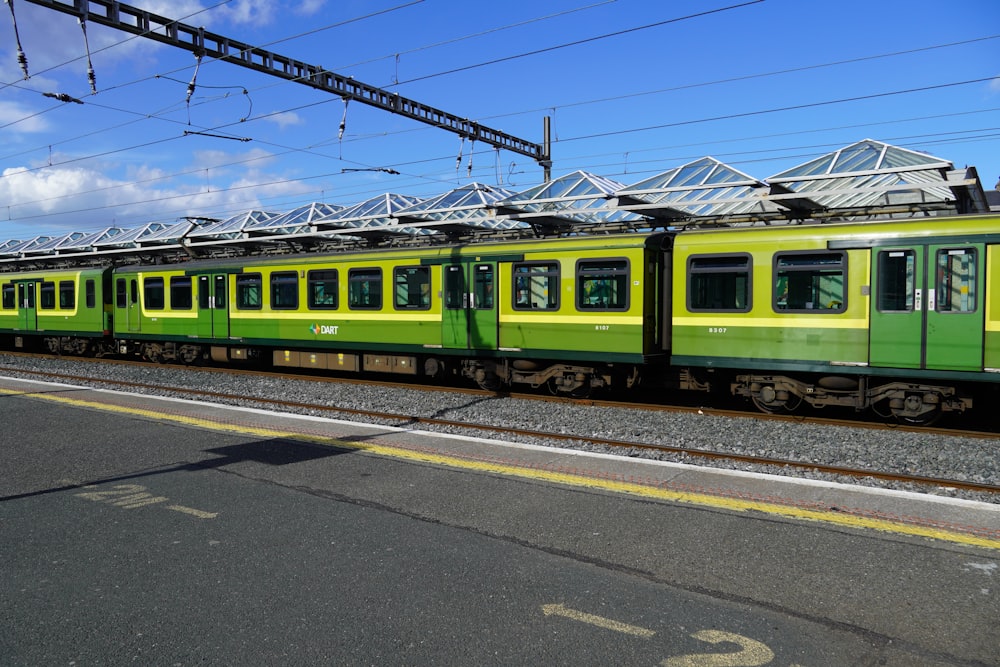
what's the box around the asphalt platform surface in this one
[1,376,998,666]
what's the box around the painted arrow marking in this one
[542,603,656,638]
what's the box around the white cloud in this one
[264,111,305,130]
[295,0,327,16]
[0,101,50,133]
[217,0,279,27]
[0,147,312,239]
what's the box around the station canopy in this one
[0,139,990,267]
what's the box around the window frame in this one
[1,283,14,310]
[576,258,630,312]
[772,250,848,314]
[270,271,299,310]
[393,266,431,310]
[39,281,56,310]
[57,280,75,309]
[348,267,382,310]
[875,249,915,313]
[170,276,193,310]
[307,269,339,310]
[934,247,977,314]
[235,273,263,310]
[143,276,165,310]
[512,261,560,311]
[116,278,128,309]
[85,279,96,309]
[686,253,753,313]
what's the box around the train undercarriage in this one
[730,373,972,425]
[20,334,977,426]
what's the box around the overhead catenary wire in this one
[77,13,96,94]
[4,0,29,79]
[2,0,985,178]
[0,1,996,231]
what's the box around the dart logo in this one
[310,323,340,335]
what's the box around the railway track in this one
[3,355,998,498]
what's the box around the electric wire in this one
[1,2,996,230]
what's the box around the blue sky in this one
[1,0,998,240]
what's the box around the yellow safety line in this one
[4,386,999,551]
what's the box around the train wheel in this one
[891,394,942,426]
[547,378,592,398]
[896,408,942,426]
[750,385,802,414]
[477,374,502,391]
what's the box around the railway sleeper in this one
[734,374,972,423]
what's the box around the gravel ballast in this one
[2,354,997,505]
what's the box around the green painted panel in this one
[984,332,1000,369]
[499,322,644,355]
[673,325,868,365]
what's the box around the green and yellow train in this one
[2,213,998,423]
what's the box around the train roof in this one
[0,139,992,271]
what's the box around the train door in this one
[196,274,229,339]
[17,281,37,330]
[870,243,985,371]
[442,262,498,349]
[115,276,142,333]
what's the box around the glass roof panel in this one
[246,202,342,234]
[617,158,776,218]
[498,171,645,225]
[315,193,421,227]
[767,140,956,210]
[93,223,170,247]
[138,221,196,244]
[0,239,24,255]
[188,210,277,239]
[70,227,128,249]
[23,232,86,254]
[1,236,52,256]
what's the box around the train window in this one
[59,281,75,309]
[271,272,299,310]
[40,282,56,309]
[444,266,465,310]
[687,255,751,312]
[935,248,977,313]
[394,266,431,310]
[473,265,494,310]
[236,274,263,310]
[170,276,193,310]
[773,252,846,313]
[876,250,914,312]
[144,277,165,310]
[577,259,629,311]
[348,268,382,310]
[86,280,96,309]
[116,278,127,308]
[1,284,13,309]
[513,262,559,311]
[308,270,338,310]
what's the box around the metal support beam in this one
[24,0,550,166]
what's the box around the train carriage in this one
[111,233,669,394]
[0,267,112,355]
[670,214,1000,422]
